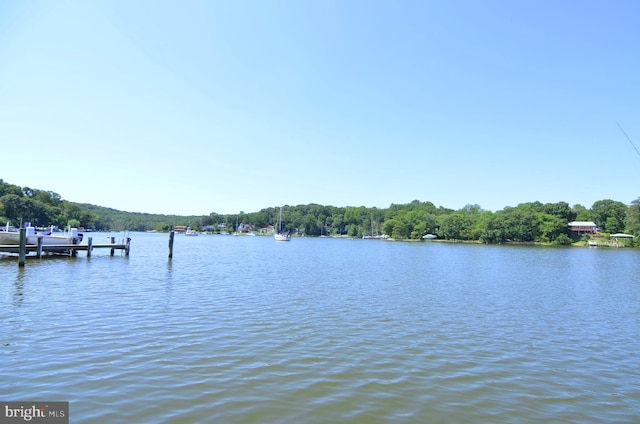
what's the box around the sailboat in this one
[274,207,291,241]
[362,215,381,239]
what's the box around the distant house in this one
[568,221,598,235]
[173,225,188,233]
[237,223,256,233]
[262,225,275,234]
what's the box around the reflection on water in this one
[1,233,639,423]
[12,269,25,308]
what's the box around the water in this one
[1,233,639,423]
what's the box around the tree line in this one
[2,179,640,245]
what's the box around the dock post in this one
[87,237,93,257]
[168,230,175,259]
[18,227,26,267]
[110,237,115,256]
[125,237,131,256]
[36,237,43,258]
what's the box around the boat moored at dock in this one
[0,224,83,245]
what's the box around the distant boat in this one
[0,223,82,245]
[362,215,381,239]
[274,207,291,241]
[185,227,199,236]
[422,234,437,240]
[274,232,290,241]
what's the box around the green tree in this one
[624,198,640,236]
[411,221,427,239]
[590,199,627,233]
[480,207,539,243]
[552,233,573,245]
[480,214,507,243]
[0,194,29,223]
[506,209,540,242]
[537,213,566,243]
[605,216,623,234]
[542,201,576,222]
[438,212,474,240]
[572,204,590,221]
[392,219,410,239]
[382,218,396,237]
[0,180,23,197]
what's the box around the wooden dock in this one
[0,241,130,255]
[0,230,131,267]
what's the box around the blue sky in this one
[1,0,639,216]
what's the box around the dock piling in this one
[87,237,93,257]
[18,228,26,267]
[36,237,43,258]
[110,237,115,256]
[168,230,175,259]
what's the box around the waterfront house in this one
[261,225,275,234]
[568,221,598,235]
[237,223,256,233]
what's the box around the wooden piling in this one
[18,227,26,267]
[125,237,131,256]
[36,237,43,259]
[168,230,175,259]
[87,237,93,257]
[110,237,115,256]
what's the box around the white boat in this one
[35,227,83,245]
[274,207,291,241]
[274,232,290,241]
[0,224,82,245]
[0,223,19,244]
[185,227,199,236]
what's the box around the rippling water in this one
[1,233,639,423]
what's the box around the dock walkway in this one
[0,242,129,255]
[0,231,131,267]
